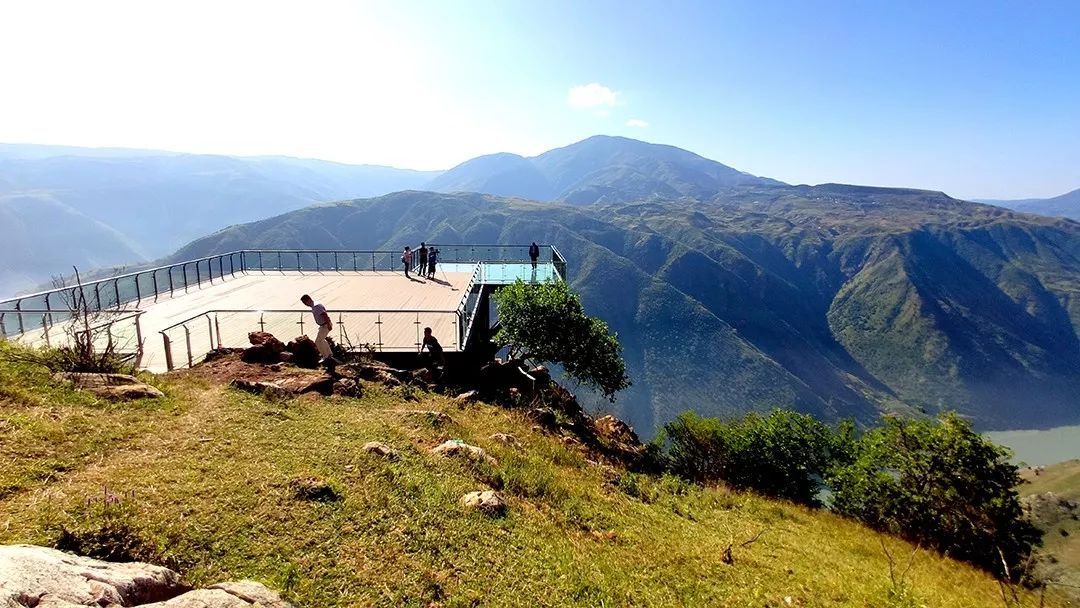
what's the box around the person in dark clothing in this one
[427,247,438,278]
[421,326,445,367]
[529,242,540,270]
[418,243,428,276]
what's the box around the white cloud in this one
[567,83,619,109]
[626,118,649,128]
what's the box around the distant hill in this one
[0,144,439,296]
[171,188,1080,434]
[428,135,782,204]
[978,187,1080,221]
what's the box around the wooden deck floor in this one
[21,269,477,372]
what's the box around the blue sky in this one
[1,0,1077,198]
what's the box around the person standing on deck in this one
[529,242,540,270]
[418,243,428,277]
[300,294,334,364]
[402,246,413,278]
[427,247,438,278]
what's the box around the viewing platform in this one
[0,246,567,372]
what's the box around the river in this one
[985,424,1080,466]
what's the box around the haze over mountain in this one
[429,135,782,204]
[978,187,1080,221]
[173,185,1080,435]
[0,144,439,297]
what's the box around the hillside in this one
[0,145,438,297]
[979,188,1080,221]
[1020,460,1080,591]
[429,135,781,204]
[0,343,1064,607]
[171,189,1080,434]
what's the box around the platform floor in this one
[21,269,477,372]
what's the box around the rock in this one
[489,432,519,446]
[229,378,290,400]
[284,336,320,368]
[362,441,399,460]
[241,332,285,364]
[140,581,294,607]
[279,374,334,396]
[278,351,294,364]
[431,440,495,464]
[53,372,164,401]
[247,331,280,348]
[332,378,362,397]
[460,490,507,516]
[0,544,187,606]
[454,390,479,405]
[268,363,282,372]
[592,415,646,464]
[410,368,435,385]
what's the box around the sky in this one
[1,0,1078,199]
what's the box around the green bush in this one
[660,410,845,506]
[827,414,1041,580]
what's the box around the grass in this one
[1020,460,1080,593]
[0,342,1071,607]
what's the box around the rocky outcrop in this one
[362,442,399,460]
[52,373,164,401]
[490,433,519,446]
[460,491,507,516]
[240,332,285,364]
[0,545,295,607]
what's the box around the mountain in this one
[428,135,782,204]
[0,144,439,296]
[171,188,1080,434]
[978,187,1080,221]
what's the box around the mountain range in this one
[976,187,1080,221]
[0,144,438,296]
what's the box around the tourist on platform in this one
[529,242,540,270]
[402,246,413,278]
[418,243,428,276]
[427,247,438,278]
[300,294,334,364]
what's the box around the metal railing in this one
[158,308,467,370]
[0,309,146,364]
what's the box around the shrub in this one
[493,280,630,400]
[660,409,845,506]
[828,414,1041,580]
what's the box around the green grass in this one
[1021,461,1080,592]
[0,344,1069,607]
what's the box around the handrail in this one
[158,307,462,335]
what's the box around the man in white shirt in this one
[300,294,333,363]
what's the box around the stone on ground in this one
[489,432,519,446]
[460,490,507,516]
[52,372,164,401]
[362,441,399,460]
[431,440,495,464]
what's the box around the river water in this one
[985,424,1080,466]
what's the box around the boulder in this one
[432,440,495,465]
[140,581,294,607]
[278,374,334,396]
[332,378,363,398]
[241,332,285,364]
[229,379,290,400]
[593,415,641,446]
[362,441,399,460]
[489,432,519,446]
[53,372,164,401]
[0,544,187,606]
[284,336,320,368]
[410,368,435,385]
[460,490,507,516]
[453,390,479,405]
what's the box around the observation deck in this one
[0,245,566,372]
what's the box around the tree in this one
[493,280,630,400]
[828,413,1041,580]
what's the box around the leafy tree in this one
[493,280,630,400]
[828,413,1041,580]
[660,409,846,505]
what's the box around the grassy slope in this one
[0,347,1067,607]
[1021,461,1080,590]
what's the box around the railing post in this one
[163,333,174,371]
[168,267,174,296]
[135,314,144,365]
[195,260,201,286]
[414,313,421,351]
[206,315,215,352]
[0,313,7,338]
[14,301,24,335]
[42,314,50,347]
[333,252,338,271]
[315,252,320,272]
[376,313,383,351]
[296,251,301,271]
[277,251,282,270]
[215,314,222,349]
[259,312,266,332]
[182,264,188,291]
[134,273,142,304]
[113,279,120,309]
[152,271,159,301]
[352,252,357,272]
[183,325,193,368]
[94,283,102,311]
[208,259,214,285]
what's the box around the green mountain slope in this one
[170,188,1080,433]
[0,345,1063,607]
[979,187,1080,221]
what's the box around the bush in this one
[828,414,1041,580]
[493,280,630,400]
[660,410,845,506]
